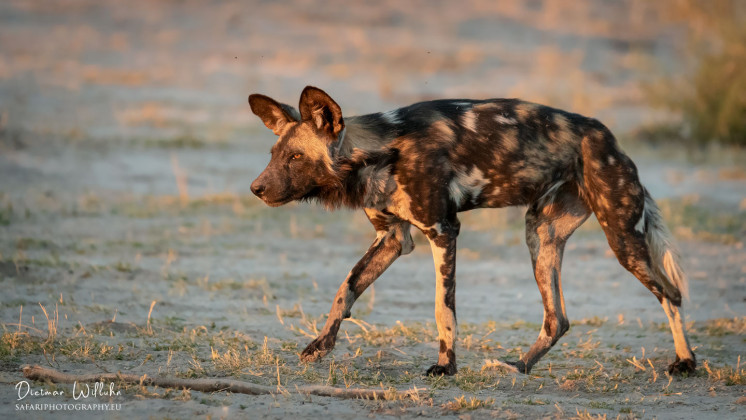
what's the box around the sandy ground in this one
[0,1,745,419]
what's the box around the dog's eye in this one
[291,153,303,160]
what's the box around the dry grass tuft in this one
[443,395,495,411]
[703,358,745,386]
[700,317,746,336]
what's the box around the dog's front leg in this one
[425,224,459,376]
[300,226,408,362]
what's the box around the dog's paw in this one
[668,355,697,375]
[299,336,333,363]
[426,364,457,376]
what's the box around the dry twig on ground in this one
[21,365,424,400]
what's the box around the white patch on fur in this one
[448,180,464,206]
[495,115,518,125]
[607,156,616,165]
[381,109,401,125]
[449,166,489,207]
[452,101,473,108]
[461,111,477,132]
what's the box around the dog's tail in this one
[639,189,689,303]
[580,129,687,306]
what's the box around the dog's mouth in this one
[262,195,293,207]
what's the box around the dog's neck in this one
[335,115,394,157]
[306,114,399,210]
[309,142,398,211]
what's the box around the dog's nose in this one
[251,182,266,197]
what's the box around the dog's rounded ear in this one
[299,86,344,140]
[249,94,298,136]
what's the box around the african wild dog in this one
[248,86,696,376]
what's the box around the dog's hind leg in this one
[581,133,696,374]
[588,194,696,373]
[508,184,591,374]
[300,211,414,363]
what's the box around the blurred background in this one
[1,0,744,149]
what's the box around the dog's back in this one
[347,98,595,212]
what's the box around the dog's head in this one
[248,86,345,207]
